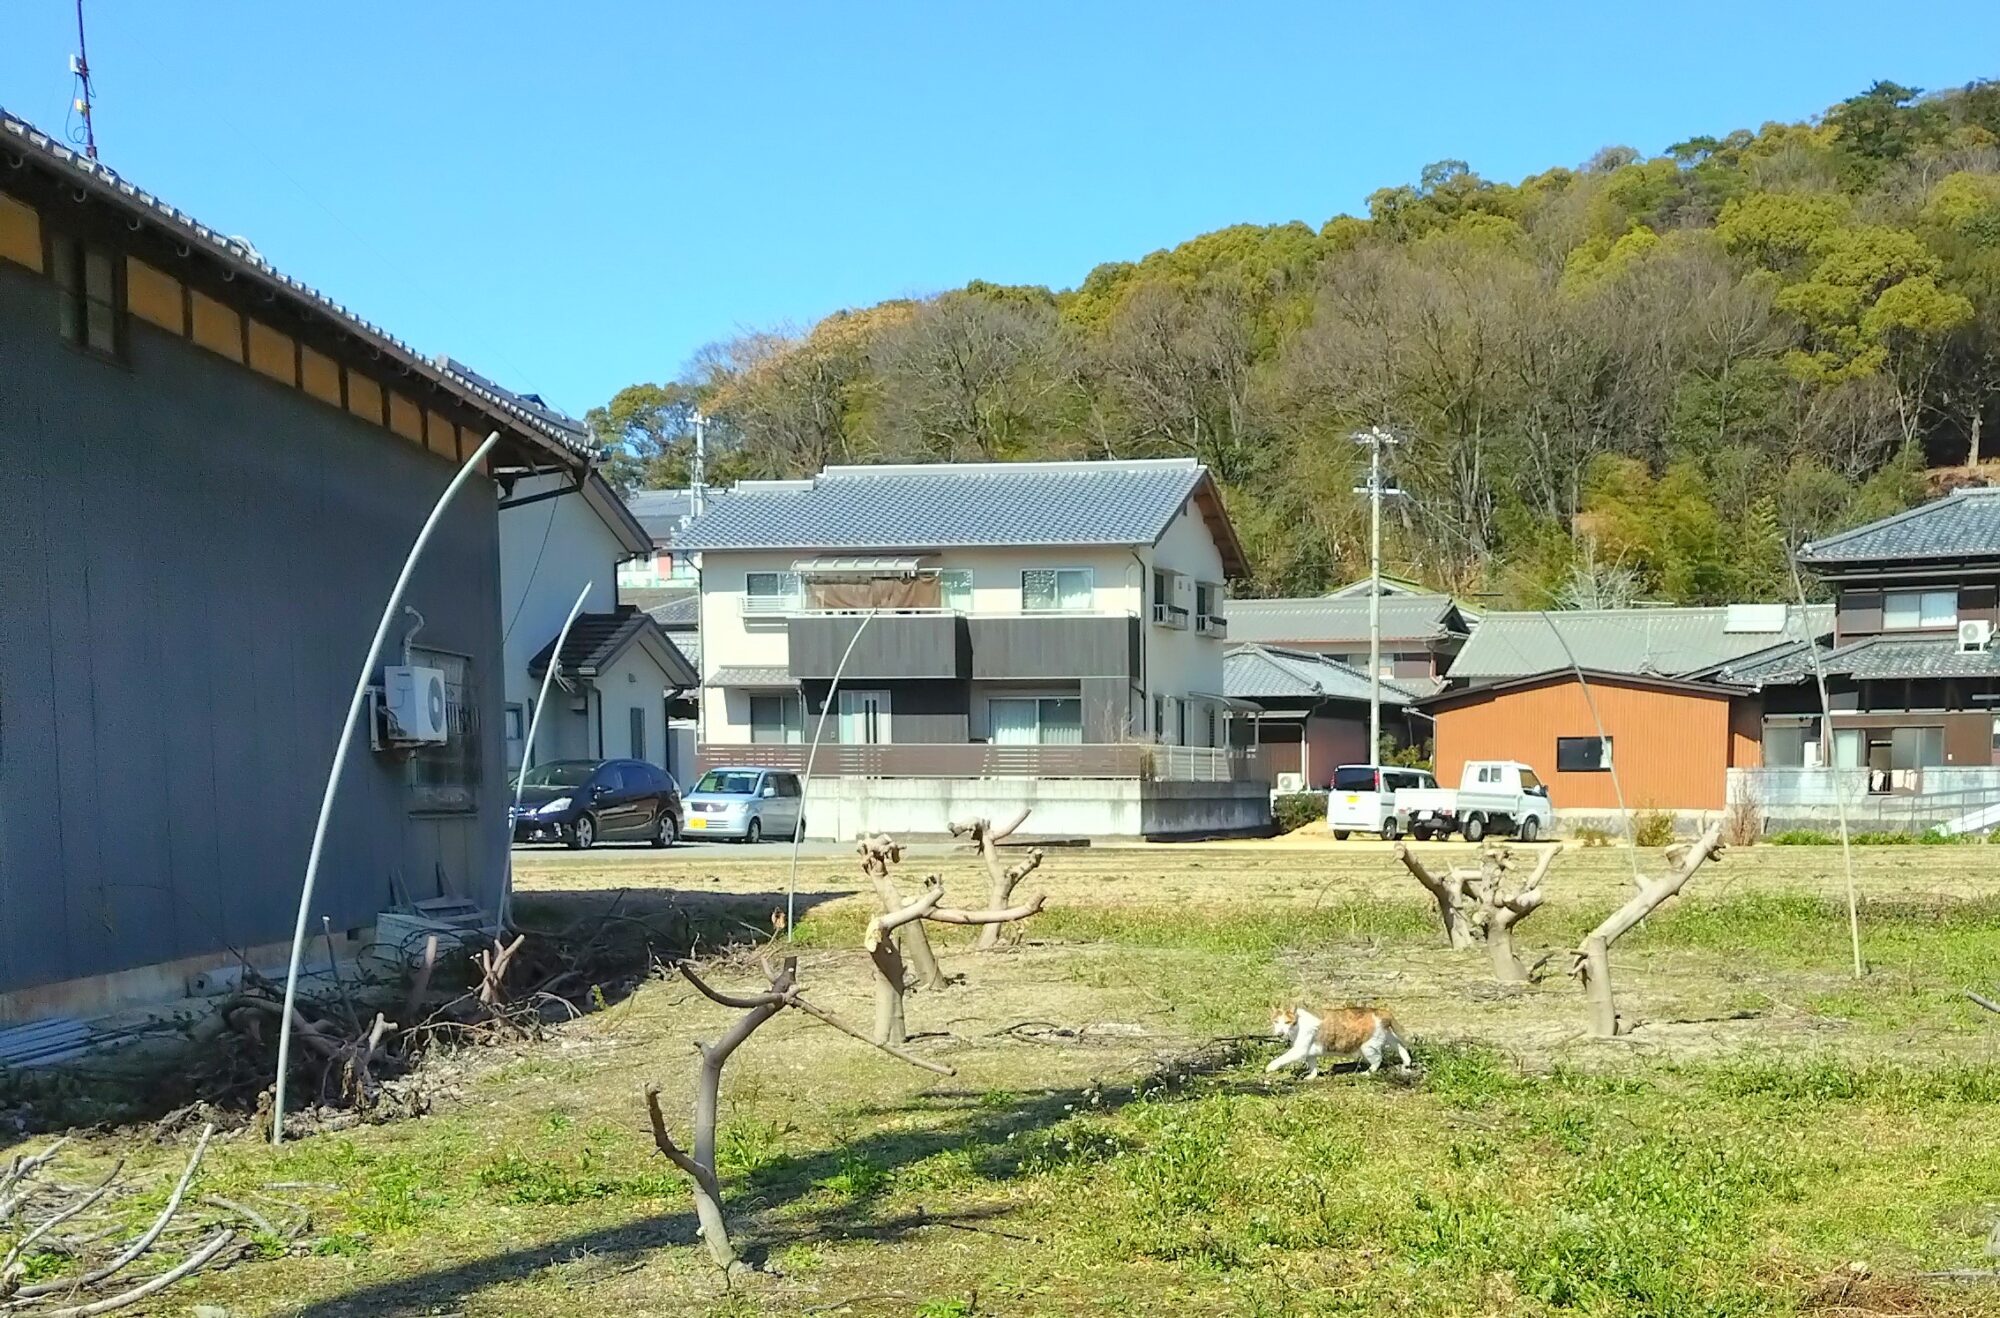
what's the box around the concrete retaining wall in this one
[803,777,1270,840]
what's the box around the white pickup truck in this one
[1392,760,1554,842]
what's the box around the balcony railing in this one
[697,742,1267,784]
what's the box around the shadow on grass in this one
[292,1038,1264,1316]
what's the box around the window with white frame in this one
[744,571,801,613]
[988,696,1084,745]
[749,694,803,744]
[1883,589,1957,630]
[1022,568,1093,612]
[940,570,973,613]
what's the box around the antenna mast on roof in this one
[70,0,99,160]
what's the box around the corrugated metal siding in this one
[0,266,507,1001]
[1728,699,1765,769]
[1432,676,1737,810]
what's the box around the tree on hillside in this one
[592,79,2000,602]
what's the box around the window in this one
[1520,768,1543,792]
[1992,717,1999,756]
[1333,766,1379,792]
[49,233,122,358]
[504,703,526,768]
[1205,702,1218,748]
[989,696,1083,745]
[744,571,801,613]
[1022,568,1093,612]
[1152,694,1165,738]
[940,570,974,613]
[1883,590,1957,630]
[629,707,648,761]
[749,694,803,744]
[772,773,801,797]
[1556,737,1613,772]
[1152,570,1170,623]
[407,649,481,814]
[1762,717,1818,768]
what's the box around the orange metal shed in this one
[1425,671,1761,811]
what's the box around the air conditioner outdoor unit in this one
[1958,619,1993,654]
[383,665,449,744]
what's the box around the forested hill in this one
[591,80,2000,606]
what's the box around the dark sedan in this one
[510,758,682,849]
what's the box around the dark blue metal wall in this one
[0,261,508,1001]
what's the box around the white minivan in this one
[1327,764,1439,841]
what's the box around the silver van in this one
[683,767,804,842]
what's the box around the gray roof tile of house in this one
[1224,645,1417,704]
[705,665,794,688]
[526,607,697,687]
[1800,487,2000,565]
[1822,634,2000,680]
[627,489,698,542]
[643,593,700,627]
[672,459,1248,575]
[668,631,701,671]
[1447,605,1834,681]
[1706,637,1830,686]
[0,107,591,464]
[1224,595,1464,646]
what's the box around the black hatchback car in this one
[510,758,682,849]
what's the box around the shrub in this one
[1722,795,1764,847]
[1633,810,1675,848]
[1767,829,1836,845]
[1273,793,1327,832]
[1572,825,1612,847]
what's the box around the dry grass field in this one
[17,838,2000,1316]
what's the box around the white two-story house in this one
[672,458,1270,838]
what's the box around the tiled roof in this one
[1706,637,1831,686]
[668,631,701,671]
[1800,488,2000,564]
[672,459,1249,575]
[642,594,700,628]
[1224,645,1417,704]
[705,665,794,688]
[1225,595,1464,646]
[1447,605,1832,681]
[527,607,696,687]
[1821,634,2000,680]
[627,489,698,542]
[0,107,593,465]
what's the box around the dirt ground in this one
[15,839,2000,1317]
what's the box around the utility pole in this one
[1353,426,1399,766]
[689,407,707,516]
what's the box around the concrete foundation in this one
[802,777,1271,841]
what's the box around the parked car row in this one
[1326,760,1555,842]
[509,760,805,849]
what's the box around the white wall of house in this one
[595,645,670,771]
[694,526,1234,748]
[1140,500,1231,745]
[497,473,625,769]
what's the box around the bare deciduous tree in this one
[948,809,1045,950]
[645,955,950,1272]
[1394,842,1561,982]
[873,291,1080,461]
[858,834,944,989]
[1571,823,1726,1036]
[865,881,1046,1044]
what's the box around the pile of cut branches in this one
[0,1124,303,1315]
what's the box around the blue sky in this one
[3,2,1995,418]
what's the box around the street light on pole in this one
[1352,426,1401,767]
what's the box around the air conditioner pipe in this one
[272,433,499,1145]
[401,606,425,666]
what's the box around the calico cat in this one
[1267,1005,1412,1079]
